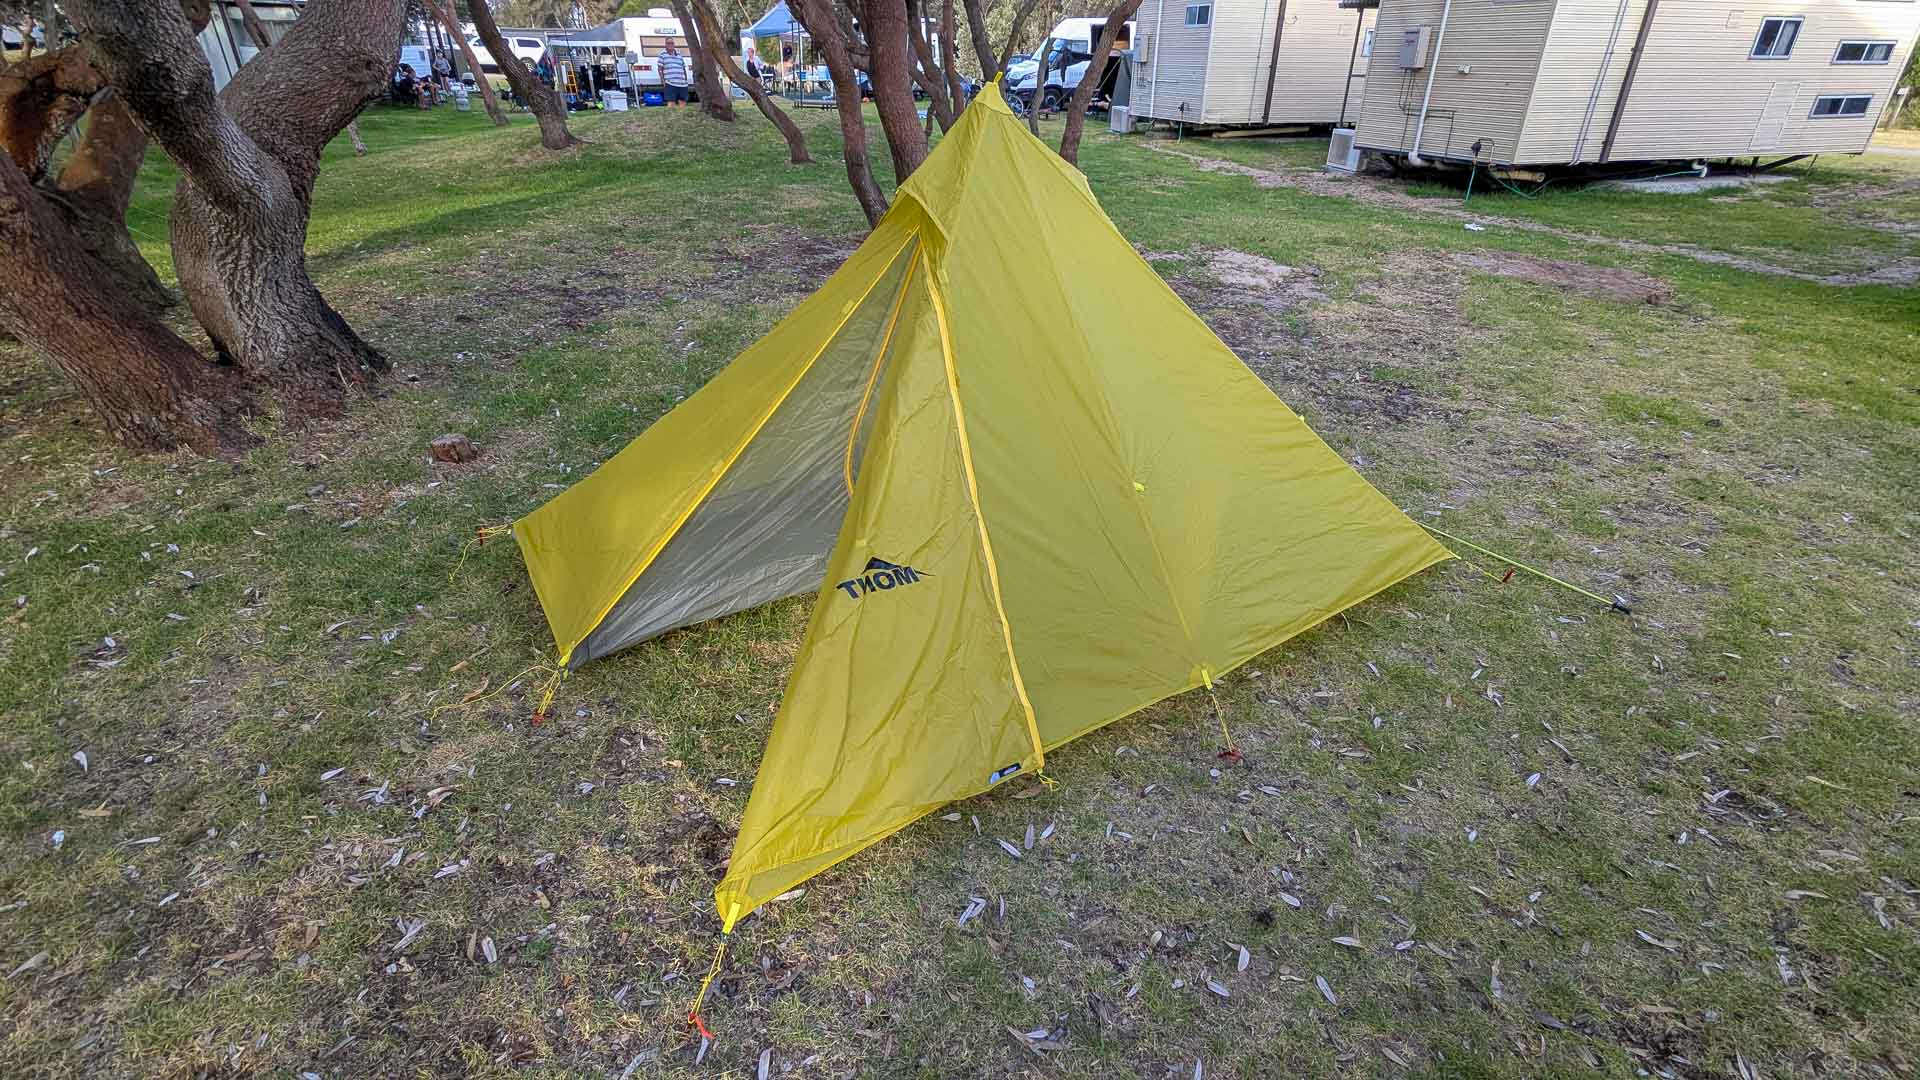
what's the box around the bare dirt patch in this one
[1169,249,1467,427]
[1451,252,1673,305]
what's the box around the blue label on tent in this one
[989,762,1022,784]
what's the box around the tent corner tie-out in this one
[502,82,1482,1033]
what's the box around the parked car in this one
[2,25,45,49]
[466,32,546,73]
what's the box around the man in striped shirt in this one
[657,42,690,107]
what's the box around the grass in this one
[2,103,1918,1078]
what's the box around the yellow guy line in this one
[561,231,923,667]
[922,249,1045,768]
[843,243,921,496]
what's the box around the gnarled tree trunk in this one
[689,0,810,163]
[792,0,887,226]
[0,151,255,455]
[468,0,576,150]
[1058,0,1140,165]
[71,0,403,418]
[0,44,174,311]
[53,96,176,311]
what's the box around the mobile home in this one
[1351,0,1920,168]
[1130,0,1379,126]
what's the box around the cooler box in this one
[603,90,628,112]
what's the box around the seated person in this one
[392,63,422,106]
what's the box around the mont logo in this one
[835,557,930,600]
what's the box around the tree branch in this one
[66,0,273,213]
[998,0,1042,70]
[1058,0,1140,164]
[960,0,996,79]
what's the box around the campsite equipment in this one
[506,79,1452,983]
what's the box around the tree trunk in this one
[71,0,404,418]
[0,47,175,311]
[347,119,367,154]
[1026,36,1054,135]
[668,0,734,122]
[468,0,576,149]
[54,97,177,311]
[689,0,809,163]
[791,0,888,226]
[0,152,255,455]
[860,0,927,183]
[940,0,965,115]
[960,0,996,78]
[904,0,954,132]
[1058,0,1140,165]
[428,0,506,125]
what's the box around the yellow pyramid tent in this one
[509,84,1451,935]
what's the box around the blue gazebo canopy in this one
[747,1,803,37]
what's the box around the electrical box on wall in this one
[1398,26,1431,70]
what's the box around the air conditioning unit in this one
[1326,127,1360,172]
[1398,26,1432,70]
[1110,105,1135,134]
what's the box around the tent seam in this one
[551,230,924,667]
[921,247,1045,770]
[843,243,922,498]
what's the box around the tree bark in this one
[468,0,576,149]
[689,0,809,163]
[427,0,506,125]
[0,151,255,455]
[859,0,927,183]
[791,0,887,226]
[70,0,403,418]
[1058,0,1140,165]
[54,97,177,311]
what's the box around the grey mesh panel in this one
[572,249,916,666]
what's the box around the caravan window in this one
[1750,17,1801,59]
[1361,29,1375,57]
[1809,94,1872,117]
[1832,41,1894,64]
[1184,3,1211,26]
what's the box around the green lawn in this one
[2,103,1917,1078]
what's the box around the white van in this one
[1005,17,1134,109]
